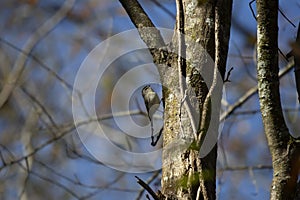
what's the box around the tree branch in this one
[290,22,300,103]
[257,0,297,199]
[220,60,295,121]
[119,0,165,48]
[135,176,160,200]
[135,171,160,200]
[0,0,75,109]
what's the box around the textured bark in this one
[119,0,165,48]
[161,0,232,199]
[119,0,232,199]
[256,0,300,199]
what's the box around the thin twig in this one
[135,176,160,200]
[136,171,161,200]
[231,40,257,81]
[290,22,300,103]
[278,8,296,28]
[221,60,295,121]
[0,144,80,199]
[248,0,292,62]
[0,123,76,172]
[224,67,234,83]
[0,108,160,172]
[0,37,74,91]
[249,0,296,29]
[0,0,75,108]
[151,127,163,146]
[249,0,256,20]
[21,86,58,129]
[232,107,299,115]
[218,165,272,171]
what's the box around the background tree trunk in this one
[256,0,300,199]
[1,1,300,199]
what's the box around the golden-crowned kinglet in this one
[142,85,163,146]
[142,85,160,120]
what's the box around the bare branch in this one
[21,87,58,129]
[0,144,80,198]
[0,124,76,172]
[0,38,74,92]
[221,60,295,121]
[0,0,75,109]
[136,171,160,200]
[135,176,160,200]
[289,22,300,103]
[224,67,234,82]
[119,0,165,48]
[218,165,272,172]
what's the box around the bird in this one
[142,85,160,120]
[142,85,161,146]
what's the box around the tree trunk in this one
[118,0,232,199]
[161,1,232,199]
[256,0,300,199]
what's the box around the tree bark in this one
[256,0,300,199]
[161,0,232,199]
[119,0,232,199]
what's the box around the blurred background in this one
[0,0,299,199]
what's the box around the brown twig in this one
[135,176,160,200]
[136,171,161,200]
[224,67,234,82]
